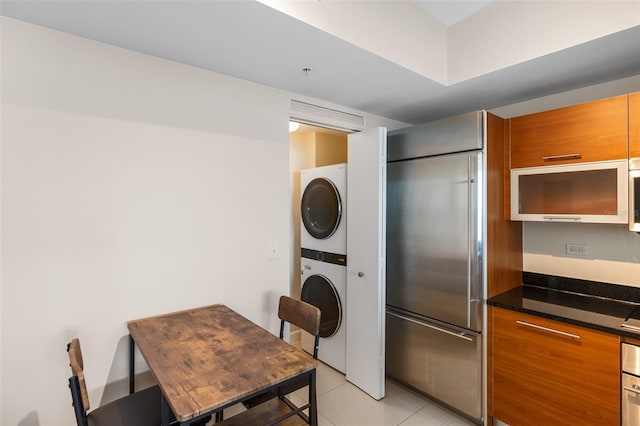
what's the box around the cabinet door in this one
[510,95,628,168]
[491,307,620,426]
[630,92,640,159]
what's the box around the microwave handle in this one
[543,216,582,222]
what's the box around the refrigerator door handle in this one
[387,311,474,342]
[467,155,473,324]
[467,154,471,307]
[467,153,481,304]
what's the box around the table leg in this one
[129,335,135,394]
[162,395,171,426]
[309,368,317,426]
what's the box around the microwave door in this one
[630,170,640,232]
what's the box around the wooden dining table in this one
[127,304,318,426]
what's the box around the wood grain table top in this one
[128,304,317,422]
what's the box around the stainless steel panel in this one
[623,343,640,376]
[386,309,482,422]
[386,151,483,331]
[622,372,640,426]
[387,111,483,162]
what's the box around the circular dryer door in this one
[301,178,342,240]
[301,274,342,338]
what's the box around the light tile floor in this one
[223,361,478,426]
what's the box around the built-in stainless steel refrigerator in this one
[386,111,485,424]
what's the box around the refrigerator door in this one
[386,309,482,422]
[387,151,482,331]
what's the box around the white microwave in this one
[511,159,628,223]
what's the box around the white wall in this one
[1,18,293,426]
[448,1,640,83]
[490,75,640,288]
[490,75,640,118]
[0,17,408,426]
[523,223,640,287]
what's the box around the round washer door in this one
[301,178,342,240]
[301,274,342,338]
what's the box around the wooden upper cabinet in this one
[510,95,628,168]
[630,92,640,159]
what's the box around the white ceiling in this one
[1,1,639,124]
[413,0,493,27]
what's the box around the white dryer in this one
[300,164,347,256]
[300,254,346,373]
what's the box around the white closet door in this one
[346,127,387,400]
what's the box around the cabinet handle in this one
[623,385,640,395]
[543,153,582,161]
[515,320,581,340]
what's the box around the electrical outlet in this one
[566,243,588,257]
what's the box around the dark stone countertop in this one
[487,272,640,339]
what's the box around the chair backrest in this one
[278,296,321,358]
[68,338,91,419]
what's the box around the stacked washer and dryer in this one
[299,163,347,373]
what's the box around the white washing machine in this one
[300,163,347,256]
[300,255,346,373]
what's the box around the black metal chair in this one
[68,338,212,426]
[67,338,166,426]
[242,295,321,409]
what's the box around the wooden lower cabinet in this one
[490,307,620,426]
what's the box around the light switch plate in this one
[267,240,279,260]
